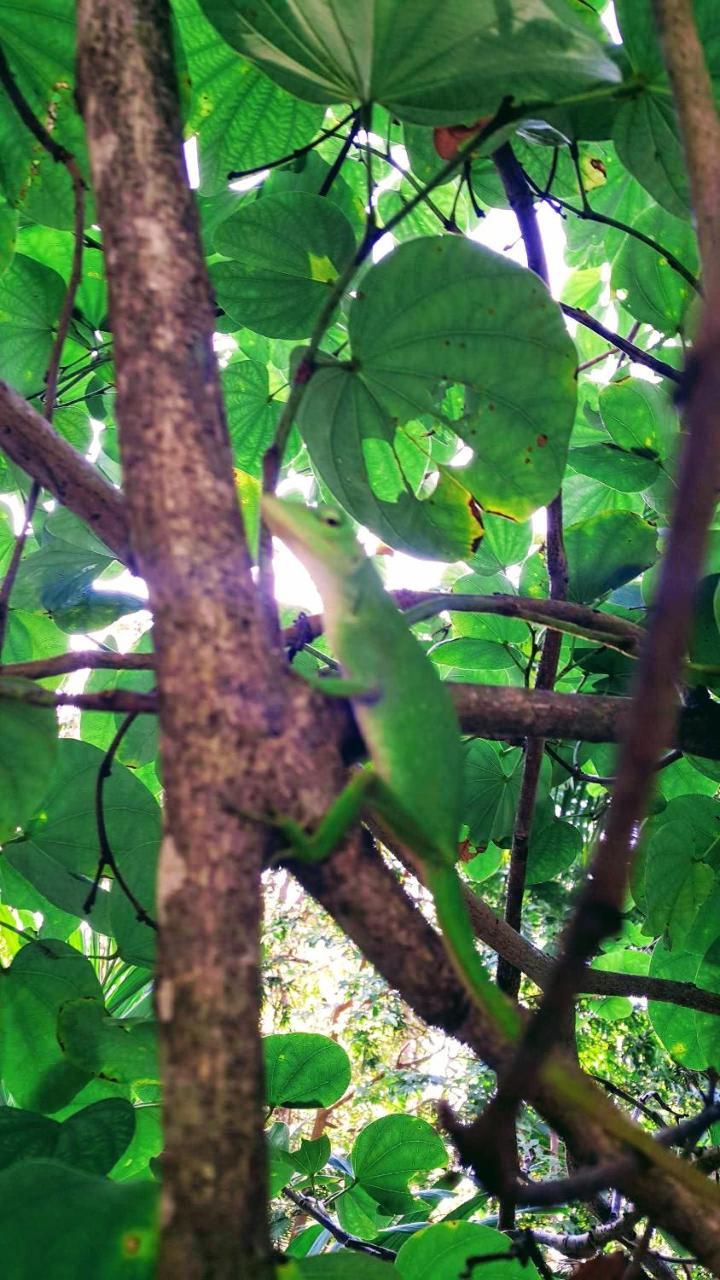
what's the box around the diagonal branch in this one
[284,828,720,1268]
[465,0,720,1188]
[0,381,132,565]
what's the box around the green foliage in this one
[264,1033,351,1109]
[0,1,719,1274]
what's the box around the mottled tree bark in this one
[76,4,281,1275]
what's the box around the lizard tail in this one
[426,864,520,1040]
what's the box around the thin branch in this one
[283,1185,396,1262]
[396,839,720,1015]
[0,678,156,714]
[527,175,699,295]
[401,592,644,655]
[0,43,72,164]
[498,1102,720,1208]
[85,711,157,928]
[318,108,361,196]
[561,304,682,384]
[226,109,356,180]
[0,650,153,679]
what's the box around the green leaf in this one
[54,1098,136,1175]
[174,0,325,196]
[614,93,689,218]
[0,255,64,395]
[463,741,550,845]
[212,193,356,338]
[352,1114,447,1213]
[57,999,159,1087]
[286,1258,393,1278]
[395,1220,539,1280]
[431,637,518,674]
[264,1033,351,1109]
[564,511,657,603]
[613,206,698,336]
[304,236,577,522]
[0,694,57,843]
[9,739,160,962]
[569,443,660,493]
[469,514,532,576]
[0,1106,59,1169]
[0,1159,157,1277]
[299,375,486,560]
[644,820,715,946]
[291,1134,330,1177]
[48,587,147,634]
[689,575,720,689]
[223,358,280,475]
[527,819,583,884]
[0,940,102,1112]
[589,947,651,1022]
[599,378,677,460]
[648,942,720,1069]
[197,0,620,125]
[336,1182,389,1238]
[614,0,720,214]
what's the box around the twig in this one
[283,1185,396,1262]
[0,650,154,679]
[561,305,682,384]
[0,679,156,714]
[85,712,157,928]
[401,592,644,655]
[0,42,86,651]
[318,108,361,196]
[226,110,356,180]
[527,173,699,295]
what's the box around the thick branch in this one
[76,4,278,1275]
[463,888,720,1016]
[286,831,720,1267]
[452,684,720,759]
[653,0,720,293]
[0,381,132,565]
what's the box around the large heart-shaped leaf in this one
[0,693,57,843]
[264,1032,351,1109]
[352,1114,447,1213]
[0,1160,158,1276]
[300,236,577,524]
[213,192,356,337]
[174,0,324,195]
[396,1220,539,1280]
[0,254,64,395]
[198,0,620,125]
[0,941,102,1112]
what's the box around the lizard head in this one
[261,496,366,585]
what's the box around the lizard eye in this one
[319,508,342,527]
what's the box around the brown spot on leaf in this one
[536,433,548,447]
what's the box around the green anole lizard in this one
[260,496,720,1205]
[263,493,518,1039]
